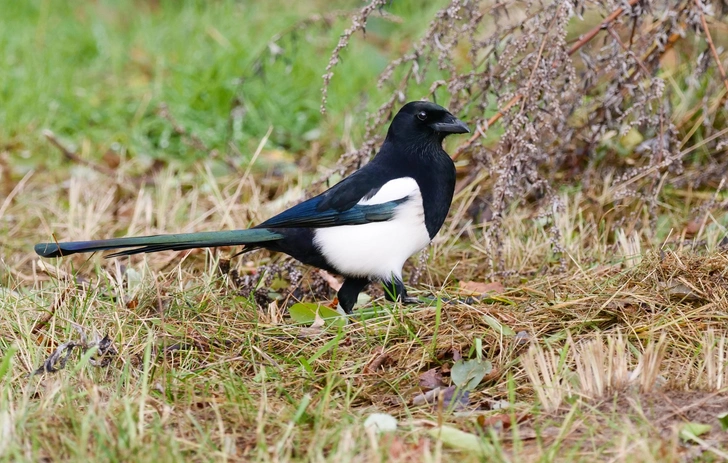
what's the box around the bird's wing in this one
[257,175,421,230]
[314,167,388,212]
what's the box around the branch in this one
[694,0,728,94]
[43,130,118,178]
[452,0,643,160]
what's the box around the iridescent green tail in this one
[35,229,283,258]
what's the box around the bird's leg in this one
[382,278,419,305]
[337,277,370,315]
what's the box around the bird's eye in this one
[416,111,427,121]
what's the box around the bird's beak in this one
[430,114,470,134]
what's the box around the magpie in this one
[35,101,470,314]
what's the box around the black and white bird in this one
[35,101,470,314]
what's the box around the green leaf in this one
[679,422,713,441]
[483,315,516,336]
[451,359,493,390]
[718,412,728,431]
[288,302,345,327]
[428,426,493,455]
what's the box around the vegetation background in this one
[2,0,728,461]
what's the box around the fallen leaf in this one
[483,314,516,336]
[679,422,713,441]
[718,412,728,431]
[289,302,345,327]
[438,386,470,410]
[412,386,469,410]
[419,368,447,390]
[125,268,143,293]
[478,413,510,429]
[318,270,342,291]
[684,219,701,236]
[658,280,703,302]
[428,425,493,455]
[451,359,493,390]
[382,435,406,459]
[458,281,505,296]
[452,347,462,362]
[412,389,436,407]
[311,311,326,329]
[364,347,393,373]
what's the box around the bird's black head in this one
[387,101,470,143]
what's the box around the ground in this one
[2,0,728,462]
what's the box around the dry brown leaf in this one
[458,281,505,296]
[478,413,511,429]
[419,368,447,390]
[452,346,462,362]
[380,435,431,462]
[318,270,342,291]
[412,386,469,410]
[364,347,394,374]
[297,312,326,337]
[684,219,701,236]
[311,310,326,329]
[658,280,704,302]
[478,412,531,430]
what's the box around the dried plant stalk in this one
[320,0,728,276]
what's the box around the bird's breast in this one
[313,181,430,280]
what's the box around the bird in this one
[35,101,470,314]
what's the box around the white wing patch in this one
[314,177,430,281]
[358,177,420,205]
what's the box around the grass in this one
[3,0,728,461]
[0,0,443,169]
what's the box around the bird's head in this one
[387,101,470,144]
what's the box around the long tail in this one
[35,229,284,258]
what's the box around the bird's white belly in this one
[313,192,431,281]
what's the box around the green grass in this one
[0,0,443,170]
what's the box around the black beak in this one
[430,114,470,134]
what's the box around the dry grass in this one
[2,159,728,461]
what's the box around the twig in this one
[320,0,389,114]
[44,129,170,189]
[451,0,643,160]
[517,1,563,120]
[567,1,639,56]
[43,130,118,178]
[694,0,728,94]
[31,324,117,376]
[606,26,651,78]
[31,287,72,335]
